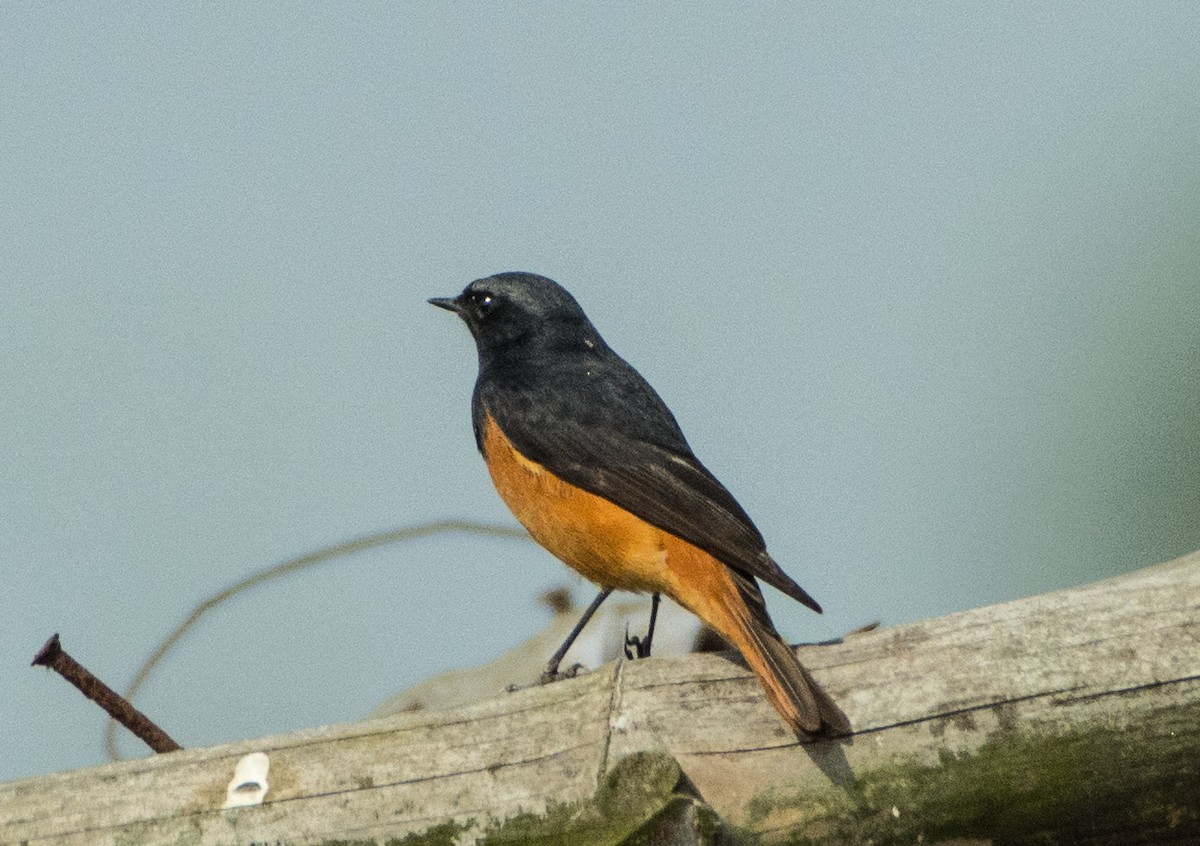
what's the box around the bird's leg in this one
[624,592,661,659]
[540,587,613,683]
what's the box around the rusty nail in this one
[33,633,182,754]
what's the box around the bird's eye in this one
[471,292,498,317]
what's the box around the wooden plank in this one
[2,550,1198,844]
[2,664,618,844]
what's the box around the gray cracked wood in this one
[3,550,1198,844]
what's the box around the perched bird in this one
[430,272,849,738]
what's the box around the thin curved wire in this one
[105,519,530,760]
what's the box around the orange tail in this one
[732,610,850,737]
[690,570,849,737]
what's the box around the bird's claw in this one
[538,663,583,685]
[624,627,652,660]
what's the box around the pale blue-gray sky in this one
[3,4,1199,781]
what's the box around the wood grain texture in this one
[4,550,1198,845]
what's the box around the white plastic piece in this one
[611,710,631,734]
[222,752,270,809]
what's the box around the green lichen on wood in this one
[620,794,729,846]
[740,702,1200,845]
[384,821,471,846]
[478,750,721,845]
[243,752,718,846]
[251,825,469,846]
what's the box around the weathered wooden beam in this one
[3,550,1198,844]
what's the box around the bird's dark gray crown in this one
[452,272,602,355]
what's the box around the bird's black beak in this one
[428,296,462,313]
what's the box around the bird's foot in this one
[623,625,653,660]
[538,663,584,685]
[505,663,585,694]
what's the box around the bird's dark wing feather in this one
[474,361,822,614]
